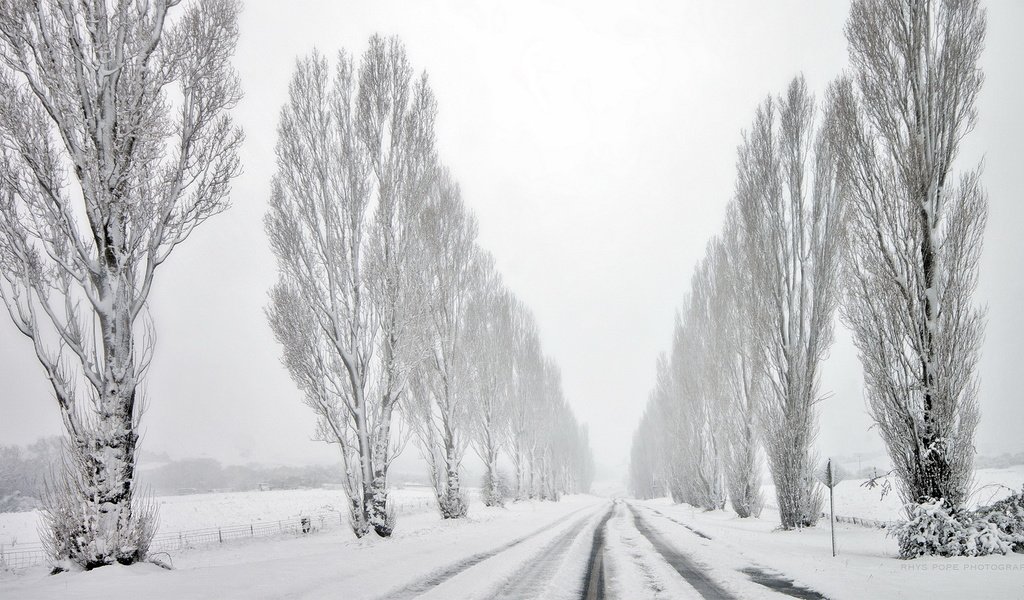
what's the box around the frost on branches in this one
[0,0,242,568]
[837,0,987,519]
[736,75,847,529]
[405,169,482,519]
[630,75,847,529]
[711,214,765,519]
[266,35,594,531]
[465,268,515,508]
[266,37,436,537]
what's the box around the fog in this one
[2,0,1023,488]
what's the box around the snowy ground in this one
[633,499,1024,600]
[765,465,1024,524]
[2,468,1023,598]
[0,485,443,548]
[1,495,611,599]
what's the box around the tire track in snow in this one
[739,566,830,600]
[379,503,598,600]
[644,507,713,540]
[626,503,737,600]
[636,504,830,600]
[488,502,612,599]
[580,502,615,600]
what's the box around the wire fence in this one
[0,497,439,572]
[822,512,895,529]
[0,543,44,571]
[761,500,896,530]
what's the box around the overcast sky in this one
[2,0,1022,482]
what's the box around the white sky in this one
[2,0,1023,482]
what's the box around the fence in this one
[0,496,441,572]
[823,512,895,529]
[762,500,896,530]
[0,513,329,573]
[0,543,45,571]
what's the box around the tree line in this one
[265,37,594,537]
[631,0,989,555]
[0,0,593,569]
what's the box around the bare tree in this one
[711,211,766,518]
[0,0,241,568]
[406,167,482,519]
[676,258,727,511]
[650,351,685,502]
[467,269,514,507]
[735,75,846,529]
[361,37,438,534]
[499,300,593,502]
[266,36,435,537]
[506,303,543,500]
[838,0,986,513]
[629,407,660,500]
[533,358,563,501]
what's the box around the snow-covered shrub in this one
[973,487,1024,553]
[40,458,157,570]
[438,489,469,519]
[482,470,511,507]
[893,499,1014,558]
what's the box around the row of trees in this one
[265,35,593,537]
[630,75,846,528]
[631,0,988,541]
[0,0,591,567]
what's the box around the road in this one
[379,499,831,599]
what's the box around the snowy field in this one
[767,465,1024,524]
[0,485,446,549]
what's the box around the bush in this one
[438,489,469,519]
[41,468,157,570]
[973,487,1024,553]
[482,470,512,507]
[892,498,1016,558]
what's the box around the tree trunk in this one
[438,435,466,518]
[367,405,395,536]
[513,446,526,501]
[483,435,501,506]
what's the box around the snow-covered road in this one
[5,494,1022,598]
[2,496,618,599]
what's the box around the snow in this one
[602,501,704,598]
[763,465,1024,524]
[637,498,1024,600]
[1,495,606,599]
[3,469,1024,599]
[0,485,442,549]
